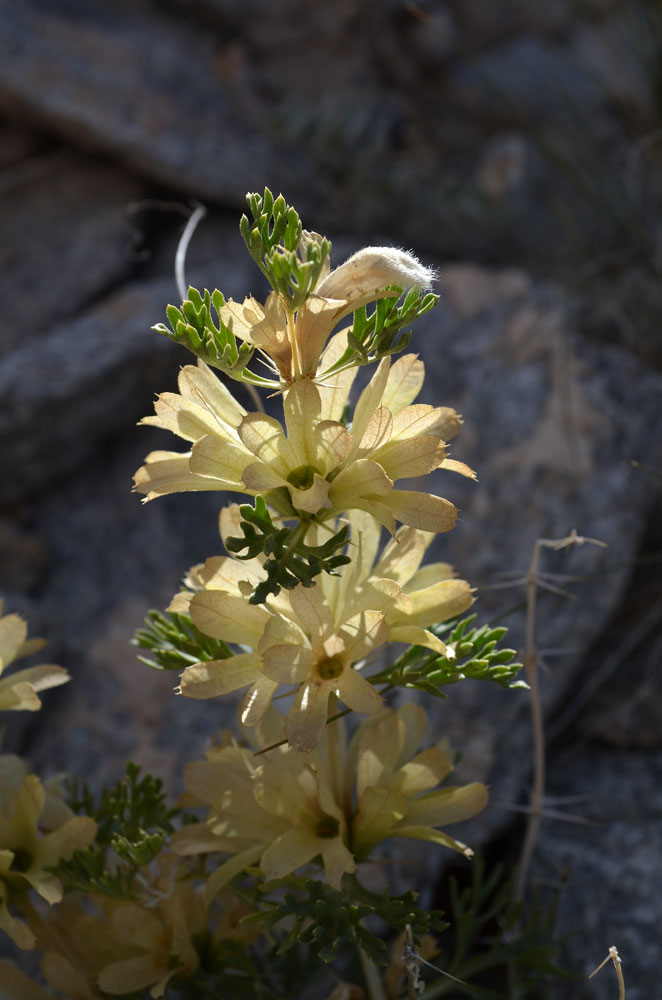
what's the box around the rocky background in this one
[1,0,661,996]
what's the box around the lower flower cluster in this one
[172,705,487,899]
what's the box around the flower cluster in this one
[173,507,473,751]
[0,601,68,712]
[172,706,487,897]
[1,192,518,998]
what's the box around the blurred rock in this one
[475,132,528,199]
[535,745,662,1000]
[0,227,256,506]
[438,263,531,318]
[445,0,572,48]
[0,117,45,168]
[0,150,144,353]
[447,34,604,124]
[570,15,657,121]
[0,0,320,208]
[0,519,49,594]
[407,268,662,847]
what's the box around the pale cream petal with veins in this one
[372,436,446,481]
[178,362,247,428]
[381,354,425,414]
[180,654,263,698]
[379,491,457,533]
[189,591,270,645]
[328,459,393,510]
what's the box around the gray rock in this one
[536,744,662,1000]
[0,150,144,354]
[403,265,662,843]
[0,219,258,507]
[445,0,572,48]
[0,0,320,208]
[447,34,605,124]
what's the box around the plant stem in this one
[359,945,387,1000]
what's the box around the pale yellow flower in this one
[174,506,473,752]
[173,707,486,899]
[0,601,69,711]
[171,715,356,900]
[135,349,473,537]
[96,882,204,998]
[350,704,488,859]
[0,959,102,1000]
[0,755,97,949]
[217,244,436,383]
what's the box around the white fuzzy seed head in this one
[317,246,436,300]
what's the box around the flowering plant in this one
[1,191,532,999]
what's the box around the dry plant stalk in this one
[514,530,607,905]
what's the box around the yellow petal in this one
[404,783,488,827]
[372,436,446,481]
[262,644,312,685]
[379,491,457,533]
[317,331,358,419]
[387,626,446,654]
[441,458,478,480]
[390,825,475,857]
[193,555,265,592]
[204,845,265,905]
[286,681,331,752]
[320,838,357,890]
[289,473,333,515]
[180,654,262,698]
[353,786,408,854]
[0,680,42,711]
[260,827,322,881]
[239,412,292,475]
[242,461,288,492]
[140,391,227,442]
[289,585,334,639]
[190,591,269,645]
[314,420,353,469]
[3,665,69,695]
[404,562,455,592]
[372,526,429,585]
[390,578,473,629]
[357,406,393,456]
[241,675,279,727]
[381,354,425,414]
[337,610,390,663]
[179,361,247,428]
[190,435,252,486]
[0,902,36,950]
[0,961,52,998]
[346,358,390,458]
[0,614,27,670]
[337,666,383,716]
[133,452,229,499]
[98,955,164,996]
[251,293,291,371]
[328,460,393,509]
[389,404,449,442]
[396,747,453,796]
[282,379,322,465]
[295,296,347,374]
[425,407,463,442]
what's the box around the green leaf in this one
[225,497,351,605]
[370,614,524,695]
[132,609,235,671]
